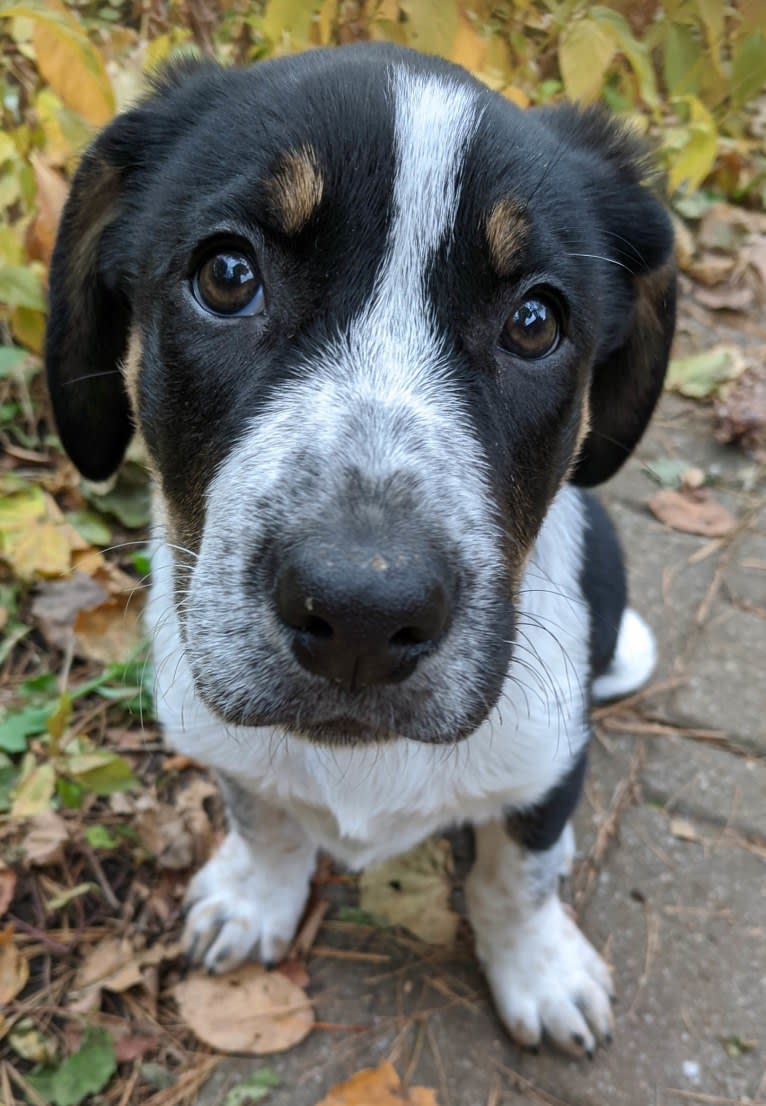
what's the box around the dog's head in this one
[47,45,675,744]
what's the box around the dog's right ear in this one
[45,56,219,481]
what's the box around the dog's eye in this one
[500,295,560,359]
[193,251,265,317]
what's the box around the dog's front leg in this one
[182,775,316,974]
[466,753,614,1057]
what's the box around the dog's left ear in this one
[539,105,676,486]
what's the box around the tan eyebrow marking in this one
[265,146,324,235]
[485,197,528,274]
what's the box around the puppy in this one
[46,43,675,1058]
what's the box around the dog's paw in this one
[480,895,614,1058]
[181,831,312,973]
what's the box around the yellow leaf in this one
[558,17,616,103]
[1,522,71,579]
[0,1,115,124]
[668,96,718,193]
[450,13,487,73]
[11,762,55,817]
[400,0,459,59]
[261,0,317,50]
[10,306,46,354]
[359,838,459,945]
[503,85,530,109]
[26,154,69,265]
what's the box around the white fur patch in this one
[466,820,613,1056]
[182,811,315,972]
[591,607,656,703]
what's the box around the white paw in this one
[478,896,614,1057]
[182,831,313,973]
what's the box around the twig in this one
[574,740,645,913]
[665,1090,766,1106]
[290,895,329,959]
[142,1056,221,1106]
[628,900,660,1015]
[80,842,120,911]
[117,1062,140,1106]
[6,1064,49,1106]
[494,1061,577,1106]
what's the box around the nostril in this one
[303,615,332,640]
[389,626,428,648]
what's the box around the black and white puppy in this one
[46,44,675,1058]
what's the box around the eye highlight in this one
[193,249,265,317]
[500,293,561,359]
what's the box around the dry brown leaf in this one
[715,364,766,461]
[0,870,17,919]
[647,489,737,538]
[135,796,198,871]
[31,572,110,653]
[359,838,459,946]
[174,964,314,1054]
[73,936,180,1006]
[0,926,29,1004]
[26,156,68,266]
[695,284,754,312]
[313,1061,439,1106]
[688,252,736,287]
[73,598,143,664]
[22,811,68,866]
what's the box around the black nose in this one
[275,539,453,689]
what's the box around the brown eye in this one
[193,250,265,316]
[500,295,560,359]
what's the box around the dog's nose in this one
[275,539,453,688]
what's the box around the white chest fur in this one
[147,487,590,869]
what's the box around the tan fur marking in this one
[122,328,143,419]
[266,147,324,235]
[485,198,528,274]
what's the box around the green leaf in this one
[82,463,151,529]
[590,6,659,106]
[222,1068,280,1106]
[731,31,766,110]
[558,18,616,103]
[0,344,28,377]
[85,824,118,849]
[27,1027,116,1106]
[65,509,111,546]
[11,759,55,816]
[662,22,703,97]
[0,704,52,753]
[335,905,389,927]
[644,458,693,488]
[65,749,137,794]
[666,346,745,398]
[0,763,19,812]
[0,264,46,311]
[46,881,97,911]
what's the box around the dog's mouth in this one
[291,716,395,744]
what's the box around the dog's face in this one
[47,45,675,744]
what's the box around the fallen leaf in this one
[647,489,737,538]
[222,1069,280,1106]
[314,1061,439,1106]
[73,598,143,664]
[694,284,754,312]
[26,1026,116,1106]
[8,1017,59,1064]
[666,346,746,399]
[687,252,735,286]
[22,810,68,865]
[715,364,766,461]
[11,761,56,817]
[31,573,110,653]
[113,1034,158,1063]
[26,155,68,265]
[0,925,29,1003]
[74,936,180,1005]
[174,965,314,1054]
[0,869,16,917]
[359,838,459,946]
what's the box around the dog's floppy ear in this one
[539,106,676,487]
[45,56,219,481]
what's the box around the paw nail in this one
[604,1033,613,1047]
[571,1032,585,1048]
[587,1047,595,1060]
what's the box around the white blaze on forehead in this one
[378,67,479,327]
